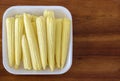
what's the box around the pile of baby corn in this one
[6,10,71,71]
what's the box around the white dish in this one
[2,6,73,75]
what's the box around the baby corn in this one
[6,17,15,67]
[61,18,71,68]
[15,17,24,69]
[23,13,42,70]
[36,16,47,70]
[46,16,56,71]
[55,19,63,68]
[22,35,32,70]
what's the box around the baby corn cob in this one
[36,16,47,70]
[22,35,32,70]
[44,10,55,18]
[61,18,71,68]
[15,17,24,69]
[46,16,56,71]
[23,13,42,70]
[6,17,15,67]
[55,19,63,68]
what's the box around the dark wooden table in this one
[1,0,120,81]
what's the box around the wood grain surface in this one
[1,0,120,81]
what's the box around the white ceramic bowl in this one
[2,6,73,75]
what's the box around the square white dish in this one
[2,6,73,75]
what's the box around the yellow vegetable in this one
[46,16,56,71]
[61,18,71,68]
[44,10,55,18]
[55,19,63,68]
[23,13,42,70]
[36,16,47,70]
[22,35,32,70]
[6,17,15,67]
[15,17,24,69]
